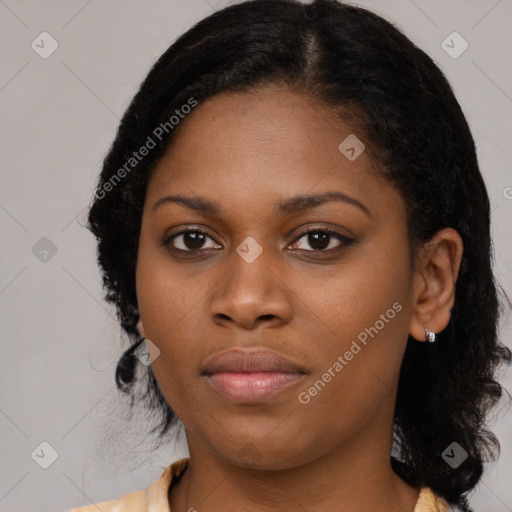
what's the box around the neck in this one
[169,424,420,512]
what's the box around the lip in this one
[201,348,306,403]
[202,348,305,375]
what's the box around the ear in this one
[409,227,464,341]
[136,317,145,338]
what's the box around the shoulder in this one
[68,490,146,512]
[67,457,190,512]
[414,486,457,512]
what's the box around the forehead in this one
[146,86,400,220]
[156,86,368,168]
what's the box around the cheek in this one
[136,229,189,338]
[305,249,409,342]
[135,234,209,386]
[302,246,411,394]
[135,253,198,419]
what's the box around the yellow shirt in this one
[68,457,453,511]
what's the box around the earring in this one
[425,328,436,343]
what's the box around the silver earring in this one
[425,328,436,343]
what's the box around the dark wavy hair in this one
[86,0,511,509]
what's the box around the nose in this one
[209,246,293,331]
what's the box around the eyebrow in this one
[151,191,371,218]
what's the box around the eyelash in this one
[163,227,354,255]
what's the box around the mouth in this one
[201,348,306,403]
[205,371,305,403]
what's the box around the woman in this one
[70,0,511,510]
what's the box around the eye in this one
[164,229,221,252]
[289,229,354,252]
[163,227,354,255]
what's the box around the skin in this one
[135,85,463,512]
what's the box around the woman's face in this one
[136,85,417,469]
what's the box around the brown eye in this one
[289,229,354,252]
[165,230,221,252]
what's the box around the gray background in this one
[1,0,511,511]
